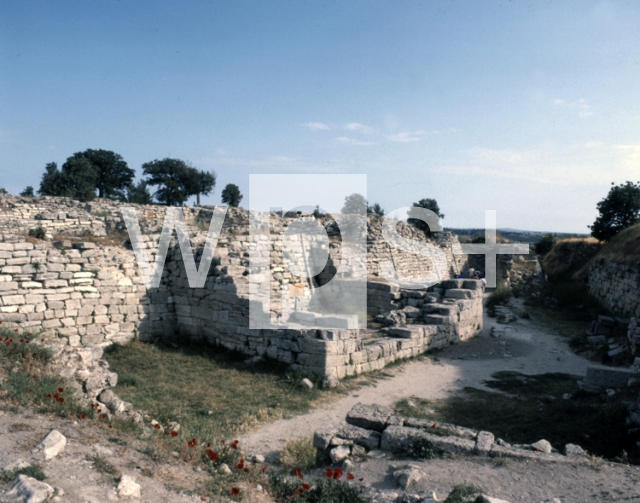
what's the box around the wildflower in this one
[431,424,436,428]
[108,425,113,429]
[301,483,310,490]
[153,424,161,430]
[164,430,170,435]
[230,487,240,496]
[80,414,85,419]
[294,467,303,479]
[243,468,249,473]
[332,468,343,479]
[201,498,206,501]
[58,388,64,393]
[325,468,333,478]
[188,438,197,448]
[261,466,267,473]
[236,461,244,470]
[46,394,52,398]
[348,473,355,480]
[171,431,178,437]
[295,488,304,494]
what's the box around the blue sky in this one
[1,0,639,233]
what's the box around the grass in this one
[577,222,640,273]
[103,339,335,445]
[86,454,121,477]
[280,438,317,472]
[542,237,603,282]
[267,474,366,503]
[485,285,512,317]
[395,371,640,464]
[0,464,46,483]
[406,435,442,459]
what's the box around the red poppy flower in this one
[14,329,18,332]
[230,487,240,496]
[431,423,437,428]
[236,462,244,470]
[220,439,225,445]
[90,403,95,408]
[347,473,355,480]
[171,431,178,437]
[58,388,64,393]
[46,394,52,398]
[101,414,106,419]
[301,483,310,491]
[206,442,211,447]
[243,468,249,473]
[261,466,267,473]
[294,468,303,479]
[80,414,85,419]
[201,498,206,501]
[295,489,304,494]
[164,430,170,435]
[27,333,31,336]
[154,424,161,429]
[209,452,218,461]
[332,468,343,479]
[188,438,197,448]
[325,468,333,478]
[58,397,64,403]
[24,340,30,344]
[359,478,364,482]
[41,338,44,342]
[108,425,113,429]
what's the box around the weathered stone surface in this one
[531,439,553,453]
[336,423,381,450]
[37,430,66,460]
[117,474,141,498]
[564,443,586,457]
[346,403,393,432]
[475,430,495,455]
[329,445,350,464]
[393,465,424,489]
[5,474,54,503]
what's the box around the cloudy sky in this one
[1,0,639,232]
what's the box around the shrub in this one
[444,484,484,503]
[268,474,366,503]
[406,435,442,459]
[30,225,47,240]
[534,233,556,256]
[486,285,512,317]
[280,438,317,472]
[0,464,46,483]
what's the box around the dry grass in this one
[542,237,603,281]
[575,222,640,278]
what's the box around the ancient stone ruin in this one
[0,194,483,378]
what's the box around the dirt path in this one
[239,300,592,460]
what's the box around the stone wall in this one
[588,260,640,318]
[0,196,483,378]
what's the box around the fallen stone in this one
[329,445,351,464]
[218,464,232,475]
[346,403,393,432]
[300,378,314,389]
[531,439,552,454]
[477,496,512,503]
[37,430,66,460]
[564,443,586,457]
[321,375,339,389]
[5,474,54,503]
[393,465,424,489]
[336,423,381,450]
[313,423,337,450]
[475,431,495,455]
[117,475,141,498]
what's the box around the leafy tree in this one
[20,186,35,197]
[122,180,154,205]
[60,156,99,201]
[185,168,216,206]
[408,198,444,236]
[221,183,243,207]
[142,158,216,206]
[0,188,7,195]
[534,233,556,256]
[341,193,367,214]
[72,149,134,199]
[38,162,68,197]
[590,181,640,241]
[367,202,385,216]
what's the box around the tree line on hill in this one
[22,149,243,207]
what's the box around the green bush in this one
[534,233,556,255]
[268,474,366,503]
[485,285,512,317]
[406,435,442,459]
[0,463,46,483]
[444,484,484,503]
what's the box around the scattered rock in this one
[329,445,350,464]
[37,430,67,460]
[342,459,354,472]
[564,443,586,457]
[475,431,495,455]
[606,388,616,397]
[477,496,512,503]
[5,474,55,503]
[393,465,424,489]
[321,375,339,389]
[218,464,232,475]
[346,403,393,432]
[300,378,314,389]
[252,454,265,463]
[531,439,552,454]
[117,475,141,499]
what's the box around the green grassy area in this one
[395,371,639,463]
[103,340,337,444]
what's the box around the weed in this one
[268,473,366,503]
[406,435,442,459]
[486,285,512,317]
[86,454,121,477]
[444,484,484,503]
[30,226,46,240]
[280,438,317,472]
[0,464,46,483]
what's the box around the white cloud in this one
[387,130,427,143]
[335,136,374,146]
[553,98,593,118]
[344,122,375,135]
[303,122,330,132]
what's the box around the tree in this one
[122,180,154,205]
[73,149,134,199]
[60,156,99,201]
[186,168,216,206]
[590,181,640,241]
[407,198,444,236]
[367,202,385,216]
[221,183,243,207]
[534,233,556,256]
[20,186,35,197]
[38,162,68,197]
[341,193,367,214]
[142,158,216,206]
